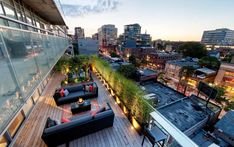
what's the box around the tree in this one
[177,66,195,94]
[224,101,234,111]
[213,86,226,103]
[157,43,164,50]
[178,42,207,58]
[222,53,234,63]
[198,56,221,70]
[117,64,137,79]
[129,55,140,67]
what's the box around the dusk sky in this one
[58,0,234,41]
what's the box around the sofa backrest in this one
[62,82,98,93]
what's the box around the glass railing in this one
[0,26,68,134]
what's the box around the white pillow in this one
[64,89,69,96]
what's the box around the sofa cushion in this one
[46,117,57,128]
[66,85,83,93]
[61,117,70,123]
[64,89,69,97]
[66,91,85,99]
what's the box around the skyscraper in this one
[98,24,117,47]
[201,28,234,46]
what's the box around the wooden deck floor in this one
[13,73,150,147]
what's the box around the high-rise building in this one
[122,23,151,47]
[0,0,68,145]
[74,27,85,39]
[124,23,141,40]
[98,24,117,47]
[201,28,234,46]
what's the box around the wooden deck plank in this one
[13,72,151,147]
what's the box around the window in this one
[3,4,16,19]
[0,135,8,147]
[8,112,24,137]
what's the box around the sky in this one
[58,0,234,41]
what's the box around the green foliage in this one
[224,101,234,111]
[178,42,207,58]
[129,55,140,67]
[117,64,137,79]
[110,52,120,57]
[198,56,221,70]
[214,86,226,103]
[91,56,154,124]
[222,53,234,63]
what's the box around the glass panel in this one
[8,112,24,137]
[3,4,16,19]
[0,3,4,15]
[22,98,33,116]
[8,20,20,28]
[0,33,21,134]
[2,28,41,98]
[0,27,68,135]
[0,135,8,147]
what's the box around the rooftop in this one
[13,73,150,147]
[167,57,199,68]
[142,82,184,108]
[215,110,234,138]
[138,68,157,76]
[141,82,221,133]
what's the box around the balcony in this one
[0,26,68,137]
[12,73,150,147]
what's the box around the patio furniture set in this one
[41,82,115,146]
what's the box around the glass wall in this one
[0,27,68,135]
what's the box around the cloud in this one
[60,0,120,17]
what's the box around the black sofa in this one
[41,103,114,147]
[53,82,98,105]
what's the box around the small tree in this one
[177,66,195,94]
[213,86,226,103]
[118,64,137,80]
[224,101,234,111]
[198,56,221,70]
[178,42,207,58]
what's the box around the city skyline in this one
[59,0,234,41]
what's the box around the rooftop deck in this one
[13,73,150,147]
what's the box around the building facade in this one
[92,33,98,40]
[98,24,117,47]
[201,28,234,46]
[0,0,68,146]
[78,38,98,55]
[214,62,234,97]
[124,23,141,40]
[74,27,85,40]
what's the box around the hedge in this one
[90,55,154,124]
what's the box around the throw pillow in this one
[61,117,70,123]
[54,119,61,125]
[64,89,69,97]
[59,89,65,97]
[97,106,106,113]
[46,117,57,128]
[85,85,89,92]
[90,111,97,119]
[89,85,93,92]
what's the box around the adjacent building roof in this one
[196,67,216,75]
[215,110,234,138]
[22,0,66,25]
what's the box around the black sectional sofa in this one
[53,82,98,105]
[41,103,114,147]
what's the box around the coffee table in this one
[71,100,91,114]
